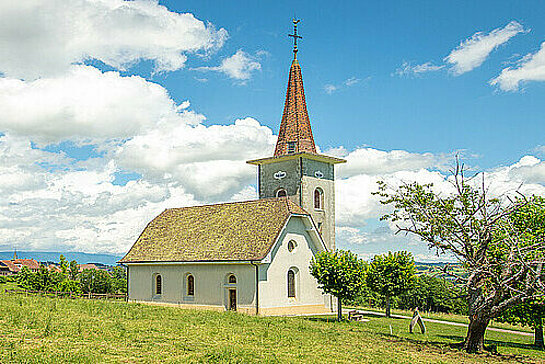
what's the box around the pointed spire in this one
[274,20,317,157]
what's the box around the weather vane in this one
[288,18,302,59]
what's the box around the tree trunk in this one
[463,315,490,353]
[337,297,342,321]
[385,296,391,318]
[535,325,544,349]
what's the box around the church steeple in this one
[274,19,317,157]
[247,19,346,252]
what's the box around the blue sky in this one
[154,0,545,168]
[1,0,545,261]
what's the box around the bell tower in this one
[247,19,345,251]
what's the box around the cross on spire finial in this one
[288,18,302,59]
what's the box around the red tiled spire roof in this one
[274,58,317,157]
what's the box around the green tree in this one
[80,269,113,294]
[110,266,127,294]
[59,255,68,276]
[495,196,545,349]
[69,260,79,280]
[57,279,83,294]
[497,300,545,349]
[375,162,545,353]
[398,274,467,315]
[310,250,366,321]
[18,265,63,291]
[366,251,416,317]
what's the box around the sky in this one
[1,0,545,262]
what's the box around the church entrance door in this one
[228,289,237,311]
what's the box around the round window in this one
[287,240,296,252]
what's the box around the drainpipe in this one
[125,264,129,302]
[250,261,259,316]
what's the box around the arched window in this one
[229,274,236,284]
[187,275,194,296]
[314,188,323,210]
[276,189,287,198]
[287,240,296,252]
[155,275,162,295]
[287,270,296,298]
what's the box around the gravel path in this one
[344,309,533,337]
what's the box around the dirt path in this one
[344,309,533,337]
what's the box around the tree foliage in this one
[495,196,545,348]
[398,274,467,315]
[374,162,545,352]
[310,250,366,320]
[366,251,416,317]
[497,299,545,348]
[80,269,114,294]
[16,256,127,295]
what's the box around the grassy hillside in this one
[0,290,542,363]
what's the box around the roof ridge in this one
[165,197,290,212]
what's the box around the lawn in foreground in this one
[0,292,541,363]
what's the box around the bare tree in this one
[374,161,545,353]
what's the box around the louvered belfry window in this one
[287,142,296,154]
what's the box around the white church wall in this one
[125,215,334,316]
[127,263,256,313]
[258,216,333,315]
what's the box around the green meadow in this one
[0,289,543,363]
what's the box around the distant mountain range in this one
[0,251,122,265]
[0,252,453,267]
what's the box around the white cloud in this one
[394,61,445,77]
[0,132,203,254]
[0,116,273,254]
[0,65,183,143]
[116,117,276,199]
[490,42,545,91]
[337,148,443,178]
[194,50,261,81]
[344,77,361,86]
[323,84,338,94]
[0,0,227,79]
[323,76,364,94]
[445,21,526,75]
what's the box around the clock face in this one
[274,171,287,180]
[315,171,324,179]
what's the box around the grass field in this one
[0,289,543,363]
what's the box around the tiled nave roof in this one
[120,198,308,263]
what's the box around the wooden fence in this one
[4,289,126,300]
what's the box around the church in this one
[120,21,346,316]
